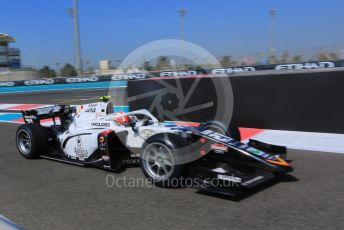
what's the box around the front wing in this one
[181,127,293,195]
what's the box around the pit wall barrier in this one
[0,60,343,91]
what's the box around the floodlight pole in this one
[178,9,187,68]
[68,0,83,75]
[269,9,277,57]
[178,9,187,40]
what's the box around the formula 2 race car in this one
[14,97,292,196]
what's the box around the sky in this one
[1,0,344,69]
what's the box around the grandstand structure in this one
[0,33,20,69]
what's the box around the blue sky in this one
[1,0,344,68]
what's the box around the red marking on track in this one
[12,118,24,123]
[239,127,264,140]
[8,104,43,110]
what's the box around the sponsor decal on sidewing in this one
[91,122,111,128]
[200,130,276,160]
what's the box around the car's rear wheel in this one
[16,124,47,159]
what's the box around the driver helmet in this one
[114,111,130,126]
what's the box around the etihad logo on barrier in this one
[212,67,256,75]
[66,76,99,83]
[24,79,55,85]
[275,62,335,70]
[160,70,198,77]
[0,82,15,87]
[111,73,146,80]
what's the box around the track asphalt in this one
[0,89,343,230]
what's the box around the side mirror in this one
[129,121,138,132]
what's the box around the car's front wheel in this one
[140,134,187,187]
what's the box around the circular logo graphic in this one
[107,39,234,165]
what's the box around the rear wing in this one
[21,105,76,126]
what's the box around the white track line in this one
[250,130,344,154]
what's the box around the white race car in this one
[14,96,292,195]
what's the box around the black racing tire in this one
[201,120,241,140]
[16,123,47,159]
[140,133,188,187]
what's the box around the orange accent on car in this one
[267,156,290,167]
